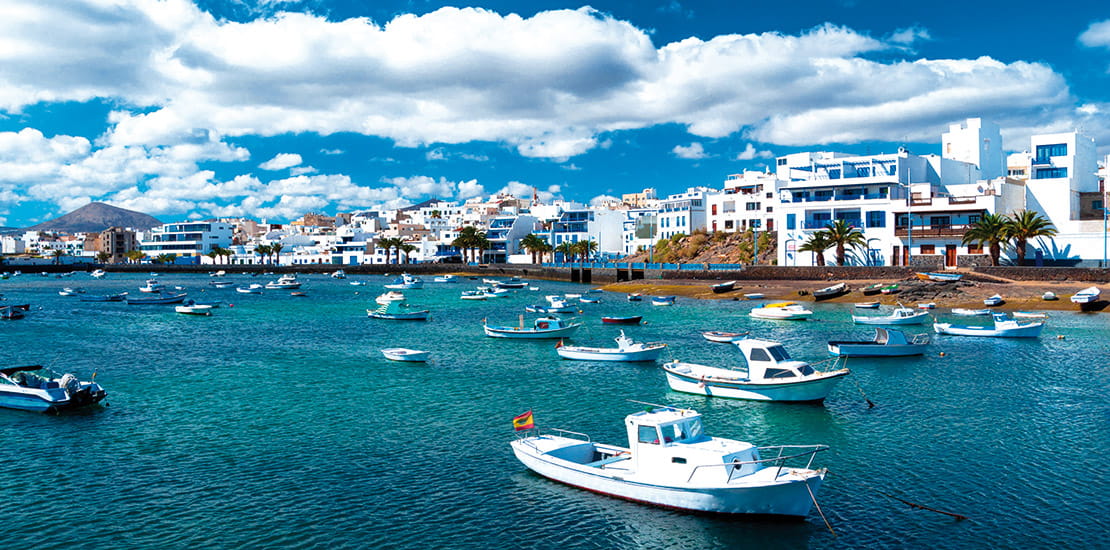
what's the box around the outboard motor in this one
[59,373,81,397]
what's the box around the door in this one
[945,244,957,267]
[893,246,902,266]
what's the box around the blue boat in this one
[916,272,963,282]
[0,365,107,413]
[650,296,676,306]
[79,293,128,302]
[125,292,188,305]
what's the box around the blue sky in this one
[2,0,1109,227]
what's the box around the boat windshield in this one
[767,345,791,361]
[655,419,704,444]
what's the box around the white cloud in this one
[1079,19,1110,49]
[672,142,708,159]
[260,153,302,170]
[589,194,619,206]
[320,148,344,155]
[382,175,458,199]
[889,26,931,46]
[456,179,485,200]
[290,165,317,176]
[735,143,773,160]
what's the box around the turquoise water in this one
[1,273,1106,549]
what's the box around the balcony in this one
[894,224,972,237]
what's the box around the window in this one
[764,368,796,379]
[786,214,796,230]
[1093,200,1104,211]
[745,202,760,211]
[814,190,833,201]
[748,348,771,362]
[968,244,983,254]
[767,345,791,361]
[1034,167,1067,179]
[866,211,885,228]
[638,426,659,444]
[969,214,981,224]
[671,457,687,464]
[777,158,787,166]
[920,244,935,254]
[929,216,951,228]
[1035,143,1067,161]
[711,204,717,215]
[724,220,734,229]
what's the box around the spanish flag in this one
[512,410,535,431]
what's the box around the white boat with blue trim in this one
[852,305,930,325]
[662,339,849,402]
[367,298,429,320]
[483,316,580,339]
[384,273,424,290]
[749,302,813,320]
[827,328,929,357]
[0,365,107,413]
[555,331,667,362]
[934,313,1045,338]
[510,406,829,517]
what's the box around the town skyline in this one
[2,1,1110,227]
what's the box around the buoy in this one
[1057,335,1065,340]
[939,352,946,357]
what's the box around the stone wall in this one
[975,266,1110,283]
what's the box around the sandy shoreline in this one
[598,277,1106,312]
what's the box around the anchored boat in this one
[0,365,107,413]
[381,348,430,362]
[749,302,813,320]
[484,316,580,339]
[827,328,929,357]
[510,406,829,516]
[367,298,429,320]
[812,282,848,301]
[934,313,1045,338]
[555,331,666,362]
[852,305,930,325]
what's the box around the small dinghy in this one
[138,279,165,293]
[433,275,458,283]
[484,316,580,339]
[827,328,929,357]
[236,284,263,294]
[701,331,749,343]
[662,339,849,402]
[812,282,848,300]
[934,313,1045,338]
[1070,286,1100,310]
[175,304,213,316]
[951,308,991,316]
[381,348,430,362]
[917,302,936,310]
[983,294,1004,306]
[460,291,487,301]
[525,296,577,313]
[555,331,667,362]
[601,315,642,325]
[852,305,929,325]
[917,272,963,282]
[209,280,235,288]
[880,284,900,295]
[742,293,765,300]
[367,299,429,320]
[749,302,813,320]
[650,296,676,306]
[861,283,883,296]
[58,287,86,296]
[853,301,880,309]
[627,293,643,302]
[510,406,830,516]
[1012,311,1049,319]
[384,273,424,290]
[579,297,601,304]
[126,292,188,305]
[1042,291,1058,301]
[710,281,736,294]
[375,291,406,305]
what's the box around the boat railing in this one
[911,333,931,345]
[518,428,592,453]
[685,444,829,483]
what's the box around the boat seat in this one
[587,455,630,468]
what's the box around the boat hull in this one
[827,342,926,357]
[933,322,1044,338]
[750,310,812,320]
[381,349,430,362]
[663,364,847,402]
[126,293,187,305]
[484,325,580,339]
[601,316,642,325]
[510,438,823,517]
[367,310,429,320]
[851,312,929,325]
[556,345,664,362]
[0,385,106,413]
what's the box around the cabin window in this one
[671,457,687,464]
[638,426,660,444]
[764,368,796,378]
[748,348,772,362]
[798,364,814,376]
[767,345,791,361]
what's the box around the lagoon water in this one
[1,272,1106,549]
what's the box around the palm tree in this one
[399,243,416,263]
[475,233,491,264]
[520,234,547,264]
[124,249,145,264]
[1005,210,1057,266]
[270,243,284,266]
[206,250,219,265]
[539,242,553,263]
[253,244,272,265]
[51,249,66,265]
[215,247,233,265]
[554,241,575,262]
[961,212,1010,266]
[798,231,833,267]
[452,226,487,263]
[579,239,599,261]
[823,219,867,266]
[155,253,174,264]
[95,251,111,263]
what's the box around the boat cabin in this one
[734,339,815,381]
[534,316,569,330]
[623,408,760,483]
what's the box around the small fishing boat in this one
[460,291,487,301]
[58,287,86,296]
[983,294,1004,306]
[627,293,643,302]
[916,272,963,282]
[917,302,936,310]
[601,315,642,325]
[126,292,187,305]
[564,293,583,299]
[331,269,347,279]
[662,339,849,402]
[0,365,107,413]
[579,297,601,304]
[0,305,27,320]
[650,296,676,306]
[934,313,1045,338]
[433,275,458,283]
[483,316,581,339]
[175,304,213,316]
[381,348,430,362]
[710,281,737,294]
[349,281,367,286]
[749,302,813,320]
[852,305,929,325]
[527,296,577,314]
[493,278,528,290]
[90,269,106,279]
[367,299,430,320]
[138,279,165,293]
[265,274,302,290]
[209,270,227,277]
[861,283,884,296]
[853,301,880,309]
[375,291,406,305]
[290,291,307,297]
[209,280,235,288]
[1042,291,1058,301]
[951,308,991,316]
[509,406,830,516]
[384,273,424,290]
[1070,286,1101,309]
[701,331,749,343]
[812,282,848,301]
[79,293,128,302]
[555,331,667,362]
[742,293,765,300]
[879,284,900,295]
[483,288,511,299]
[827,328,929,357]
[1012,311,1049,319]
[236,284,264,294]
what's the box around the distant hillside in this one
[621,230,778,265]
[27,202,162,233]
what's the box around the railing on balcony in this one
[894,224,972,237]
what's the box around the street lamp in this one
[898,182,913,266]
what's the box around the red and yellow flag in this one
[512,410,535,431]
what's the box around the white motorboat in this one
[381,348,430,362]
[934,313,1045,338]
[460,291,487,301]
[1042,291,1058,301]
[58,287,86,296]
[852,305,930,325]
[510,406,829,516]
[749,302,813,320]
[90,269,106,279]
[349,281,367,286]
[433,275,458,283]
[701,331,750,343]
[579,297,601,304]
[484,316,580,339]
[209,280,235,288]
[265,274,302,290]
[526,296,577,314]
[0,365,107,413]
[482,288,511,298]
[236,284,264,294]
[385,273,424,290]
[662,339,849,402]
[175,304,213,316]
[827,328,929,357]
[983,294,1004,306]
[555,331,667,362]
[743,293,765,300]
[331,269,347,279]
[367,299,429,320]
[139,279,165,293]
[1070,286,1100,309]
[951,308,991,316]
[375,291,406,305]
[650,296,676,306]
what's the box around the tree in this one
[554,241,575,262]
[270,243,284,266]
[539,242,553,263]
[95,251,111,263]
[822,219,867,266]
[400,243,417,264]
[1005,210,1057,266]
[452,226,485,263]
[961,212,1010,266]
[475,233,490,264]
[520,234,547,264]
[206,250,219,265]
[124,250,145,264]
[51,249,66,265]
[798,231,833,267]
[253,244,272,265]
[155,253,175,264]
[376,237,401,264]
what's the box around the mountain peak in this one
[27,202,163,233]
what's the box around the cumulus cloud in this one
[889,26,931,46]
[589,194,620,206]
[382,175,458,199]
[735,143,773,160]
[672,142,708,159]
[1079,20,1110,49]
[260,153,303,170]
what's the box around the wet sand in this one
[599,278,1107,312]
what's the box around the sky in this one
[2,0,1110,227]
